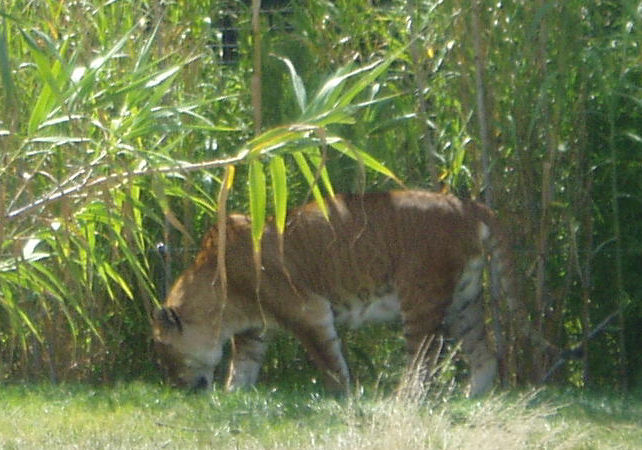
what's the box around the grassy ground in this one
[0,382,640,449]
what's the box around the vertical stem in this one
[470,0,507,384]
[182,196,193,268]
[580,181,593,386]
[215,165,234,339]
[608,99,628,392]
[162,216,172,302]
[0,18,12,245]
[533,0,556,381]
[251,0,263,135]
[0,154,5,247]
[471,0,493,207]
[408,0,439,190]
[577,87,593,387]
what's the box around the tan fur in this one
[152,190,513,396]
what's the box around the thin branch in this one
[542,307,623,383]
[155,421,210,433]
[5,150,249,221]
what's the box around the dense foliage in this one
[1,1,640,392]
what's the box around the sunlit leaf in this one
[292,151,328,219]
[247,125,313,156]
[274,55,307,112]
[307,148,335,198]
[144,66,180,89]
[248,159,267,252]
[328,138,402,185]
[269,155,288,242]
[101,261,134,299]
[22,238,50,262]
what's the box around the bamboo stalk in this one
[608,98,628,393]
[533,0,557,382]
[471,0,493,207]
[470,0,510,385]
[407,0,439,190]
[0,153,5,247]
[214,165,234,340]
[252,0,263,135]
[577,86,593,387]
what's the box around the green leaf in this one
[248,159,267,252]
[0,285,44,342]
[292,151,328,219]
[0,18,16,108]
[134,19,160,71]
[274,55,307,113]
[24,35,65,133]
[303,59,383,119]
[247,125,313,156]
[68,25,137,107]
[336,57,395,109]
[328,137,402,185]
[144,65,180,89]
[269,155,288,236]
[307,149,335,198]
[101,261,134,299]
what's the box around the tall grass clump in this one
[0,1,230,381]
[296,350,579,450]
[317,393,574,450]
[0,1,403,383]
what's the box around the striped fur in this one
[152,190,514,396]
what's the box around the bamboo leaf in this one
[328,138,402,185]
[134,19,160,71]
[101,261,134,299]
[0,285,44,342]
[274,55,307,112]
[21,238,50,263]
[307,148,335,198]
[224,164,236,191]
[334,49,402,111]
[269,155,288,237]
[304,59,384,119]
[248,159,266,252]
[26,56,62,133]
[292,151,328,219]
[0,18,16,108]
[152,179,195,246]
[144,65,181,89]
[247,125,313,156]
[68,25,137,106]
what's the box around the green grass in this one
[0,383,640,449]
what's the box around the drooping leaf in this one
[274,55,307,113]
[269,155,288,237]
[144,65,181,89]
[303,59,384,120]
[247,125,314,157]
[248,159,267,253]
[292,151,328,219]
[328,138,402,185]
[151,178,195,246]
[307,148,335,198]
